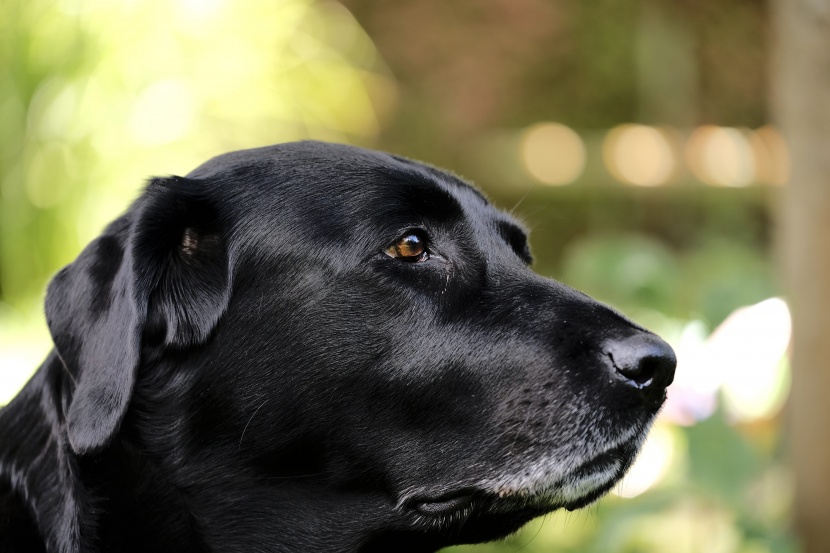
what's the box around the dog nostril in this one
[604,333,677,392]
[609,352,653,387]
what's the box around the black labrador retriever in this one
[0,141,675,552]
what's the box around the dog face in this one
[40,141,675,551]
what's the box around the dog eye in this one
[385,231,430,262]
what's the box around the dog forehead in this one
[187,140,403,182]
[185,141,531,274]
[191,141,507,230]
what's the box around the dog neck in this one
[0,352,99,553]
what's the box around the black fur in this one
[0,141,676,552]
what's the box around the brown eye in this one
[385,231,429,261]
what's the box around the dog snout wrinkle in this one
[603,333,676,401]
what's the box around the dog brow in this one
[378,167,466,226]
[387,153,490,206]
[415,163,490,206]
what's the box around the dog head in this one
[45,141,675,550]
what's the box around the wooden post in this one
[772,0,830,550]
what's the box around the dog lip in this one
[555,440,639,511]
[406,490,477,516]
[571,442,630,477]
[562,479,619,511]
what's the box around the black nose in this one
[603,333,676,403]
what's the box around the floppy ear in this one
[46,176,231,455]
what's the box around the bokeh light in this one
[603,124,676,186]
[614,422,678,498]
[717,298,791,422]
[127,79,198,146]
[685,125,755,187]
[749,125,790,185]
[519,122,586,185]
[663,298,791,425]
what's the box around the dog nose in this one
[603,333,676,402]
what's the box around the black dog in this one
[0,141,675,552]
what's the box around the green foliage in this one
[558,233,777,327]
[0,0,396,401]
[560,233,681,316]
[0,0,394,310]
[684,409,763,504]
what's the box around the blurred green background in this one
[0,0,802,552]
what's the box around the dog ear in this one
[45,176,231,455]
[137,177,232,349]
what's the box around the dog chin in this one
[409,434,645,526]
[480,433,647,515]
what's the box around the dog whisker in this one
[238,399,268,450]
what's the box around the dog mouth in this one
[558,442,635,510]
[406,440,640,519]
[409,490,479,517]
[566,441,633,486]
